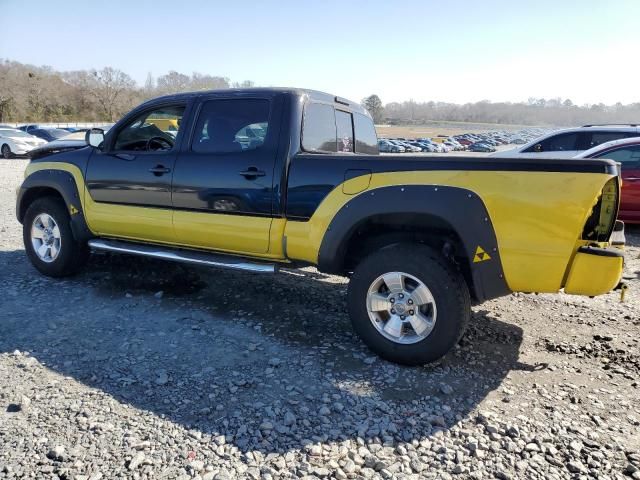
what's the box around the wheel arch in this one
[317,185,511,302]
[17,169,93,242]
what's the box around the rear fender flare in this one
[317,184,511,302]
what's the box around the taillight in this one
[581,177,619,242]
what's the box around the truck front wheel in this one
[23,196,89,277]
[347,244,470,365]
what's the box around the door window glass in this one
[113,105,185,151]
[192,99,270,154]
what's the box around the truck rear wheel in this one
[347,244,470,365]
[23,196,89,277]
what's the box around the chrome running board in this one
[88,239,277,273]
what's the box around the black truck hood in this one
[29,140,88,160]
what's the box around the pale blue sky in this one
[1,0,638,105]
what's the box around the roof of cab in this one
[140,87,369,116]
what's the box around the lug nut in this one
[390,298,395,303]
[400,315,406,320]
[407,299,413,305]
[409,310,414,315]
[399,293,404,299]
[390,309,396,314]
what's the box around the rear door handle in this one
[149,165,171,176]
[239,167,266,178]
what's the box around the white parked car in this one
[491,125,640,158]
[0,128,47,158]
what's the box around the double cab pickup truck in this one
[17,88,625,365]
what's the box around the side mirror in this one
[85,128,105,149]
[533,143,543,152]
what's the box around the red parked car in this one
[577,137,640,224]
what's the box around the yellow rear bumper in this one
[564,246,624,296]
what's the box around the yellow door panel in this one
[173,211,271,254]
[87,202,175,244]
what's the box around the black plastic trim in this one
[17,170,93,242]
[578,246,624,258]
[317,185,511,302]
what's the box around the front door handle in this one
[239,167,266,179]
[149,165,171,176]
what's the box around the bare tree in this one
[156,71,191,95]
[362,94,383,123]
[90,67,136,121]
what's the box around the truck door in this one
[172,94,282,254]
[84,103,187,243]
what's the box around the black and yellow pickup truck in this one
[17,88,625,365]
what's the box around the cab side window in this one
[302,103,378,154]
[302,103,337,152]
[336,110,354,153]
[192,99,270,154]
[113,105,185,151]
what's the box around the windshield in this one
[0,129,31,137]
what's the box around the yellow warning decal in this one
[473,246,491,263]
[69,204,79,215]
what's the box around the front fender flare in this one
[17,169,93,242]
[317,184,511,302]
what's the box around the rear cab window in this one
[354,113,379,154]
[336,110,354,152]
[302,101,378,155]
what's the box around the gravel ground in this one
[1,158,639,480]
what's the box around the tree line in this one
[1,59,638,127]
[0,59,254,123]
[363,94,640,127]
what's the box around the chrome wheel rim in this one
[31,213,62,263]
[366,271,437,345]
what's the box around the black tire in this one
[23,196,89,277]
[1,144,12,159]
[347,244,470,366]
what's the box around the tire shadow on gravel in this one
[1,250,526,454]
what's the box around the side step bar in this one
[88,239,277,273]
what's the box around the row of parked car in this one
[376,124,640,224]
[377,128,548,154]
